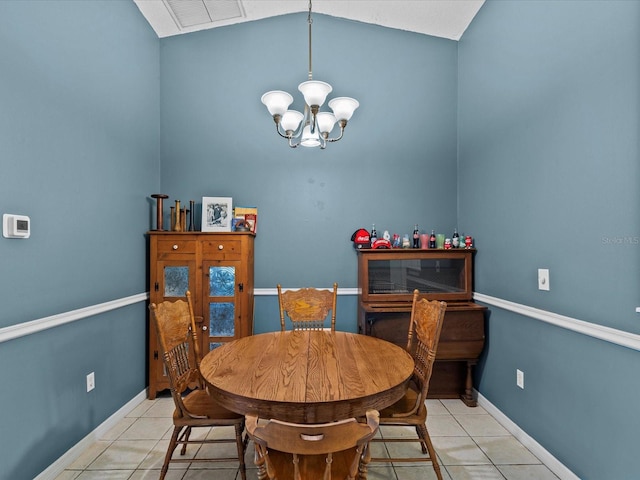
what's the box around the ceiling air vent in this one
[163,0,245,29]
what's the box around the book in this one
[233,206,258,234]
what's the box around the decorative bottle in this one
[370,224,377,243]
[412,224,420,248]
[452,228,460,248]
[429,230,436,249]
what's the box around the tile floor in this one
[54,395,560,480]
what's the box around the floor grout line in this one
[53,397,560,480]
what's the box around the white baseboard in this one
[35,389,148,480]
[476,391,579,480]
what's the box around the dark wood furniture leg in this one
[461,360,477,407]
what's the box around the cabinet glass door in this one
[368,258,467,295]
[153,260,196,385]
[205,261,242,351]
[163,266,190,297]
[359,250,473,302]
[156,260,196,300]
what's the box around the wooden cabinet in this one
[148,231,255,399]
[356,248,486,406]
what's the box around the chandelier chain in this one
[308,0,313,81]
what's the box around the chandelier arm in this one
[324,131,343,143]
[324,120,347,143]
[278,125,300,148]
[275,122,291,140]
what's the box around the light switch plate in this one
[538,268,549,291]
[86,372,95,392]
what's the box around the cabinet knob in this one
[218,244,224,250]
[172,244,178,250]
[202,326,208,331]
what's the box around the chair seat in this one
[174,390,244,425]
[378,388,426,426]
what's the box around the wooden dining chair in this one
[277,283,338,331]
[246,410,380,480]
[149,291,247,480]
[371,289,446,480]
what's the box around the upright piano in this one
[356,248,486,406]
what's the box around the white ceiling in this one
[134,0,485,41]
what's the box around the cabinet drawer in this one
[202,239,241,258]
[156,239,196,254]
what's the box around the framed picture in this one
[201,196,233,232]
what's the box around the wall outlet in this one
[516,369,524,389]
[538,268,550,291]
[86,372,95,392]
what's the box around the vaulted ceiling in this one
[134,0,485,40]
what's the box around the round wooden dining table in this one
[199,330,415,423]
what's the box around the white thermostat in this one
[3,214,31,238]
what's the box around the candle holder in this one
[189,200,195,231]
[173,200,182,232]
[151,194,169,231]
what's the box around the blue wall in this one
[158,14,460,333]
[458,1,639,478]
[0,1,159,478]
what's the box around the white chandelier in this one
[261,1,359,149]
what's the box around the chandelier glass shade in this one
[261,1,359,149]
